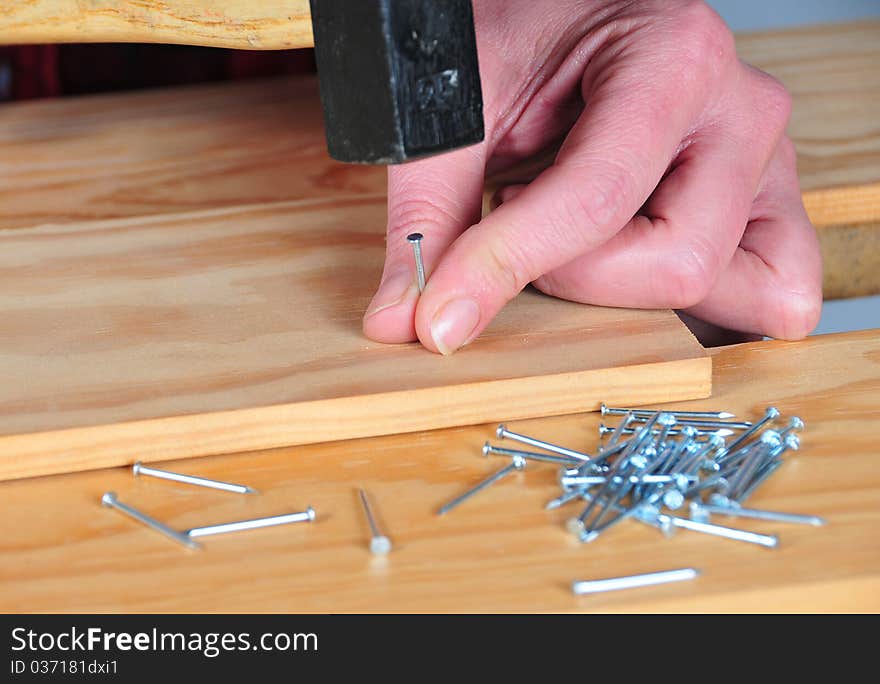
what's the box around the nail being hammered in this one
[407,233,426,293]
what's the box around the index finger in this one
[413,69,704,354]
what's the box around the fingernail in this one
[364,269,415,318]
[430,297,481,355]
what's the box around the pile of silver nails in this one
[442,404,825,557]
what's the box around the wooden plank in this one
[0,198,710,481]
[737,21,880,298]
[0,329,876,613]
[0,77,386,231]
[0,1,314,50]
[817,221,880,299]
[738,20,880,226]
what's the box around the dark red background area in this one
[0,44,316,101]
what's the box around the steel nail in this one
[630,416,753,430]
[407,233,426,293]
[696,502,825,527]
[725,431,781,498]
[737,459,784,504]
[133,461,257,495]
[484,442,583,467]
[101,491,200,550]
[717,406,780,458]
[662,514,779,548]
[496,424,592,463]
[359,488,392,555]
[600,412,635,451]
[438,455,526,515]
[546,488,589,510]
[185,507,316,538]
[600,404,735,420]
[598,424,734,438]
[572,568,699,595]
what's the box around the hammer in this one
[0,0,484,164]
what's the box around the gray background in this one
[709,0,879,31]
[706,0,880,334]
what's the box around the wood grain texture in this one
[817,221,880,299]
[737,21,880,227]
[0,0,314,50]
[0,329,877,613]
[0,198,710,481]
[736,21,880,298]
[0,78,386,231]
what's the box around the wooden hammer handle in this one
[0,0,314,50]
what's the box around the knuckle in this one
[561,160,638,241]
[481,233,539,298]
[753,71,793,131]
[387,197,458,243]
[677,2,736,74]
[776,135,798,170]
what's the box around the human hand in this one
[363,0,822,353]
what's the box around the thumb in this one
[363,145,486,343]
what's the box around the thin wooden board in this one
[0,330,876,613]
[0,198,710,481]
[737,20,880,227]
[0,77,385,231]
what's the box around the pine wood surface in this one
[0,196,710,481]
[0,330,877,613]
[0,77,385,231]
[737,20,880,226]
[816,221,880,299]
[736,20,880,299]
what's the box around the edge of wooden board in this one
[803,182,880,228]
[0,355,711,482]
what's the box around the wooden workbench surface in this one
[2,329,878,613]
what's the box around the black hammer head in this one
[309,0,485,164]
